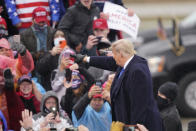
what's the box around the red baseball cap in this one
[0,17,7,29]
[93,18,108,30]
[32,7,48,23]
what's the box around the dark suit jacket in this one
[89,55,163,131]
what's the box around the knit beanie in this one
[158,81,178,101]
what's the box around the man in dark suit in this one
[77,39,163,131]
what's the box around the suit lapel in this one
[113,70,126,99]
[111,67,121,100]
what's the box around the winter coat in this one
[58,1,100,50]
[160,105,182,131]
[20,26,55,55]
[30,91,72,131]
[36,52,59,91]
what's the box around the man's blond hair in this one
[111,39,136,57]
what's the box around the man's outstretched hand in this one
[70,54,86,64]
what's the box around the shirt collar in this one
[123,55,134,69]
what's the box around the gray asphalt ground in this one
[123,2,196,131]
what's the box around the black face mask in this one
[157,96,170,111]
[44,106,51,115]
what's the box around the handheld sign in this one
[103,2,140,39]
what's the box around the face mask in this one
[157,95,170,111]
[72,78,81,89]
[54,37,65,46]
[34,23,47,31]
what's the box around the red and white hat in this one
[0,17,7,29]
[32,7,48,23]
[93,18,108,30]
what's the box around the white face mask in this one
[54,37,66,46]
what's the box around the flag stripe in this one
[16,2,49,9]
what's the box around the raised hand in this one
[86,35,98,50]
[19,109,33,130]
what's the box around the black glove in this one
[3,68,14,90]
[12,43,26,56]
[70,54,86,64]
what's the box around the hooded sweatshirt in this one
[51,49,68,103]
[30,91,72,131]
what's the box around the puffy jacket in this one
[36,52,59,91]
[58,1,100,50]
